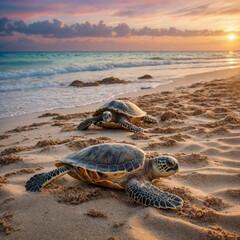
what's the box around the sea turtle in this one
[25,143,183,209]
[77,99,158,132]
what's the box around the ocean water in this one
[0,51,240,118]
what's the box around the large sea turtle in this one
[77,99,158,132]
[25,143,183,209]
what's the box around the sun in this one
[227,34,236,41]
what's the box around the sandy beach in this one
[0,67,240,240]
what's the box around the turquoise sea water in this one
[0,51,240,118]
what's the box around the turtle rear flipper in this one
[142,115,159,123]
[77,116,100,130]
[118,119,143,132]
[25,165,71,192]
[125,179,183,209]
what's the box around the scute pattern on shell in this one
[61,143,145,173]
[94,100,146,118]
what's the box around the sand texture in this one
[0,72,240,240]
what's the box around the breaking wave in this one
[0,59,233,81]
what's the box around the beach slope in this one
[0,69,240,240]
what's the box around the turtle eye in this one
[167,159,174,166]
[167,157,179,171]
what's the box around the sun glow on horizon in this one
[227,34,236,41]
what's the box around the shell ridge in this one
[95,100,146,117]
[61,143,144,173]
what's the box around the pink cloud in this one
[170,2,240,17]
[0,0,189,20]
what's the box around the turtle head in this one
[148,156,179,180]
[102,111,112,122]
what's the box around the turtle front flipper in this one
[142,115,159,123]
[77,116,100,130]
[125,178,183,209]
[118,119,143,132]
[25,165,71,192]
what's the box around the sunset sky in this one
[0,0,239,51]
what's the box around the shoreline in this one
[1,66,239,132]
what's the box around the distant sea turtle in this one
[25,143,183,209]
[77,99,158,132]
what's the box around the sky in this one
[0,0,239,51]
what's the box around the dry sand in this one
[0,68,240,240]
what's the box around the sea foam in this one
[0,60,230,81]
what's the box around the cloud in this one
[171,3,240,17]
[113,23,131,37]
[113,10,136,17]
[0,17,238,39]
[1,0,240,22]
[0,17,27,36]
[172,4,210,17]
[73,21,113,37]
[0,0,158,18]
[132,26,226,37]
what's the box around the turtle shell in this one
[59,143,145,173]
[56,143,145,188]
[94,100,146,118]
